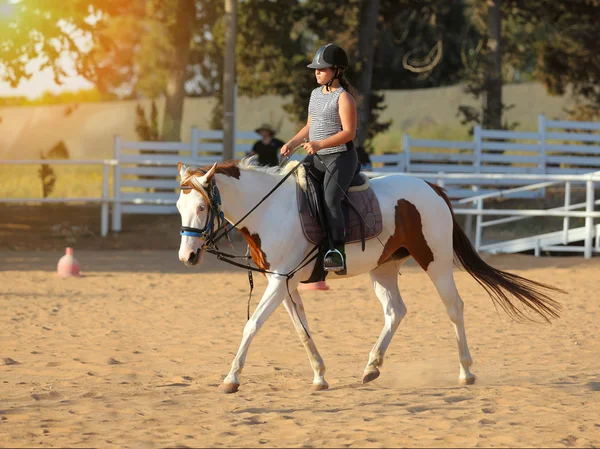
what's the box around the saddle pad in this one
[296,179,383,246]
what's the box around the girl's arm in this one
[281,116,311,156]
[304,92,357,153]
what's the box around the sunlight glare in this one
[0,2,17,20]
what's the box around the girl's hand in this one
[280,142,294,156]
[302,140,322,154]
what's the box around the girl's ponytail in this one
[338,71,358,98]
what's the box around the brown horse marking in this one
[378,199,434,271]
[203,160,241,180]
[180,161,241,198]
[239,227,270,271]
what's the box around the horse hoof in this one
[312,381,329,391]
[460,375,476,385]
[362,368,380,384]
[220,382,240,394]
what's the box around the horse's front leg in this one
[221,275,288,393]
[282,289,328,391]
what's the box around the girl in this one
[281,43,358,274]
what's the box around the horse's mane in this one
[180,155,299,195]
[237,155,299,176]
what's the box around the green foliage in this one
[5,0,600,148]
[135,101,161,141]
[525,0,600,118]
[35,141,71,198]
[0,1,130,88]
[458,0,600,130]
[38,153,56,199]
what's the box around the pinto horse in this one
[176,157,562,393]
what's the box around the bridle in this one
[180,178,228,250]
[178,159,319,336]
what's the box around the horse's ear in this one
[199,162,218,187]
[178,162,187,178]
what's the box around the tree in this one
[484,0,503,130]
[160,0,196,141]
[0,1,129,88]
[511,0,600,119]
[271,0,393,148]
[1,0,474,149]
[457,0,512,131]
[355,0,381,149]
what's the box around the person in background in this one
[249,123,284,167]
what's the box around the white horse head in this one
[176,161,217,265]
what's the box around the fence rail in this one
[2,115,600,258]
[0,159,114,237]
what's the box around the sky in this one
[0,1,94,99]
[0,64,94,99]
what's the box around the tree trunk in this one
[355,0,381,150]
[222,0,237,161]
[484,0,502,130]
[161,0,195,142]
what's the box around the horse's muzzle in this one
[183,249,202,266]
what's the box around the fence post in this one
[538,114,547,198]
[473,124,482,173]
[475,198,483,252]
[191,126,199,160]
[402,134,411,172]
[538,114,547,173]
[584,178,594,259]
[437,172,445,188]
[112,136,122,233]
[563,181,571,245]
[101,162,110,237]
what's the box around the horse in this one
[176,157,562,394]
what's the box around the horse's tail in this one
[427,182,563,323]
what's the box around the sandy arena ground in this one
[1,250,599,448]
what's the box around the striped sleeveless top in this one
[308,86,348,155]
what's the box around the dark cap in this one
[307,44,349,70]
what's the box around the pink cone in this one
[57,247,81,278]
[299,280,329,291]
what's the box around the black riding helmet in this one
[307,43,349,70]
[307,43,349,91]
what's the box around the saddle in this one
[294,160,383,283]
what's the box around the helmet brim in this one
[307,62,333,69]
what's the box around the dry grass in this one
[0,165,107,199]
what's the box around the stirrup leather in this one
[323,248,345,272]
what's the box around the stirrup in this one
[323,248,345,272]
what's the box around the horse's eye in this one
[199,205,206,212]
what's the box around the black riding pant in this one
[310,146,359,243]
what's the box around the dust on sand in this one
[0,251,599,448]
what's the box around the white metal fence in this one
[362,171,600,259]
[398,114,600,198]
[401,114,600,173]
[111,129,261,231]
[2,116,600,258]
[0,159,115,237]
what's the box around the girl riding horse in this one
[281,43,358,274]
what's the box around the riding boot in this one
[323,241,346,275]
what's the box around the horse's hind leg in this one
[282,290,328,391]
[426,256,476,385]
[362,262,407,384]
